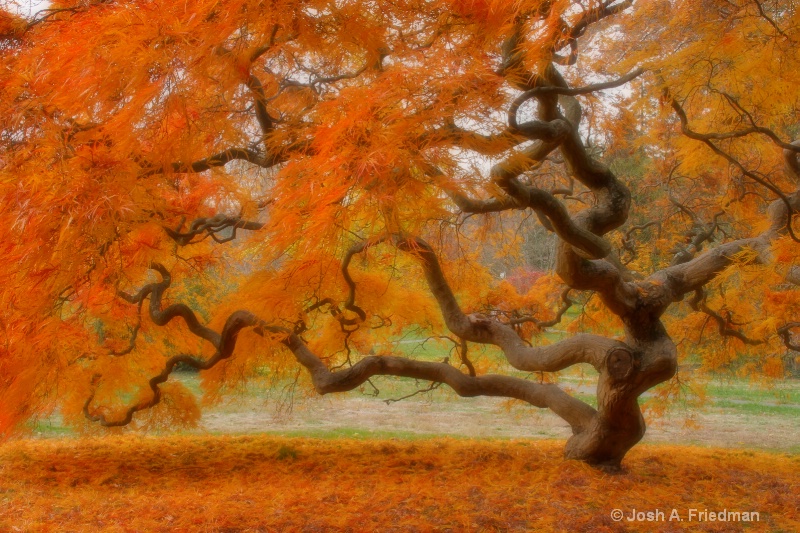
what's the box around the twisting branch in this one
[139,147,281,177]
[302,297,361,330]
[418,335,476,377]
[339,239,382,323]
[447,191,525,214]
[164,214,265,246]
[670,211,722,266]
[507,68,645,133]
[99,264,599,433]
[520,65,635,308]
[564,0,634,44]
[688,288,763,346]
[497,2,633,85]
[86,264,269,426]
[508,288,574,329]
[484,144,615,260]
[428,121,525,156]
[777,322,800,351]
[345,234,622,373]
[108,300,144,356]
[621,221,661,263]
[246,74,275,136]
[458,337,476,377]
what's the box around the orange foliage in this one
[0,436,798,531]
[2,0,800,440]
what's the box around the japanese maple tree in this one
[2,0,799,468]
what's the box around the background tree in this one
[1,0,799,469]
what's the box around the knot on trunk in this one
[606,347,638,381]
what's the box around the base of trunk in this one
[564,414,645,470]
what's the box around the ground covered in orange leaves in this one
[0,436,797,532]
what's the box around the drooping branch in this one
[307,64,369,91]
[108,300,143,357]
[751,0,788,37]
[384,381,442,404]
[671,96,800,152]
[340,238,382,323]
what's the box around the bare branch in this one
[384,381,442,404]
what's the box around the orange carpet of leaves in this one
[0,436,797,532]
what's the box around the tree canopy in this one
[1,0,799,468]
